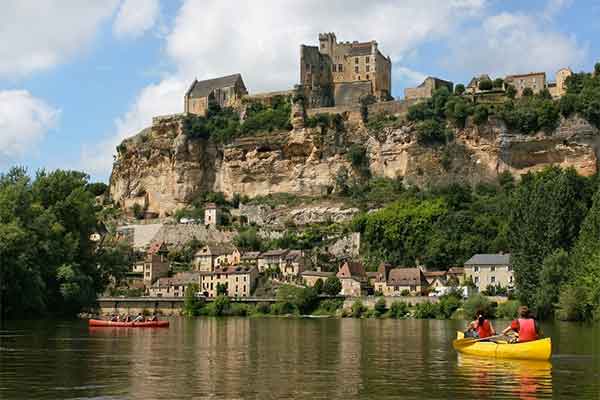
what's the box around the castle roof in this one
[185,74,244,99]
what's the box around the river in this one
[0,318,599,399]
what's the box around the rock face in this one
[110,113,600,217]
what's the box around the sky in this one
[1,0,599,182]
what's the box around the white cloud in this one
[444,12,587,78]
[82,78,185,176]
[395,66,427,85]
[543,0,572,20]
[0,90,60,164]
[113,0,160,39]
[0,1,119,78]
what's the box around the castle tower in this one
[318,32,336,55]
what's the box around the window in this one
[355,66,359,73]
[366,65,370,72]
[338,64,343,72]
[366,74,369,80]
[491,276,496,283]
[321,43,325,49]
[509,276,513,283]
[357,76,360,80]
[508,265,513,272]
[366,56,370,63]
[332,64,336,72]
[474,266,479,272]
[490,266,495,272]
[305,63,310,70]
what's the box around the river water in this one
[0,318,599,399]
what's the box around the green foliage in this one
[0,167,125,317]
[359,94,377,122]
[366,112,400,131]
[317,298,343,314]
[416,119,449,145]
[351,299,366,318]
[183,284,204,316]
[210,295,231,316]
[557,285,591,321]
[241,96,292,134]
[493,78,504,89]
[498,96,560,134]
[275,285,319,315]
[454,84,465,95]
[234,227,264,251]
[323,276,342,296]
[255,302,271,314]
[508,167,590,307]
[86,182,108,196]
[463,294,494,319]
[506,85,517,99]
[497,300,520,319]
[473,105,489,125]
[437,294,462,319]
[478,79,493,91]
[131,203,145,219]
[374,298,387,317]
[216,282,227,296]
[414,302,438,319]
[522,87,534,97]
[535,249,570,318]
[313,278,324,294]
[389,301,409,318]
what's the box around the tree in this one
[506,85,517,99]
[323,276,342,296]
[595,62,600,76]
[522,87,534,97]
[535,249,570,318]
[183,284,204,316]
[463,294,494,319]
[313,278,324,294]
[478,79,493,91]
[389,301,409,318]
[493,78,504,89]
[454,84,465,95]
[234,228,263,251]
[359,94,376,122]
[374,297,387,316]
[473,105,489,125]
[212,295,230,316]
[351,299,365,317]
[216,283,228,296]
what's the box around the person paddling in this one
[133,313,145,323]
[502,306,540,342]
[466,310,495,339]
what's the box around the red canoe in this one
[88,319,169,328]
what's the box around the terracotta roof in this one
[152,273,199,287]
[448,267,464,274]
[194,243,238,257]
[205,202,217,209]
[424,271,447,278]
[147,241,167,255]
[285,250,303,261]
[185,74,243,99]
[260,249,289,257]
[387,268,427,286]
[300,270,334,277]
[337,261,366,279]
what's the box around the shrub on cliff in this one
[323,276,342,296]
[241,95,292,134]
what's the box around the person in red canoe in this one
[466,309,496,339]
[109,314,118,322]
[502,306,540,342]
[133,313,145,323]
[149,313,158,321]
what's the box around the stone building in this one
[504,72,546,97]
[301,270,334,287]
[373,265,428,296]
[300,32,392,108]
[148,272,200,297]
[204,203,220,226]
[547,67,573,98]
[464,253,513,292]
[281,250,306,279]
[336,260,367,297]
[184,73,247,116]
[142,241,170,284]
[465,74,492,94]
[199,266,258,298]
[257,249,289,272]
[404,77,453,100]
[193,243,240,272]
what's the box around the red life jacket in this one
[476,319,493,338]
[517,318,537,342]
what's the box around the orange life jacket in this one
[517,318,538,342]
[476,319,493,338]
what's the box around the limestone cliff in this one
[110,113,600,217]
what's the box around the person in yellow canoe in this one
[466,309,496,339]
[502,306,540,342]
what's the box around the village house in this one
[199,266,258,298]
[142,241,170,284]
[374,265,428,296]
[147,272,200,297]
[240,251,261,267]
[336,260,367,297]
[505,72,546,97]
[447,267,465,284]
[257,249,289,272]
[547,67,573,98]
[464,253,513,292]
[184,73,247,116]
[281,250,306,279]
[301,270,334,287]
[423,270,447,285]
[404,76,453,100]
[193,243,240,272]
[204,203,220,226]
[465,74,492,94]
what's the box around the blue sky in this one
[1,0,599,182]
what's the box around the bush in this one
[271,301,296,315]
[351,299,366,318]
[183,284,204,316]
[256,302,271,314]
[438,295,462,319]
[229,303,252,316]
[323,276,342,296]
[473,105,489,125]
[131,203,145,219]
[241,96,292,134]
[557,285,591,321]
[496,300,520,319]
[463,294,495,319]
[522,87,534,97]
[374,298,387,317]
[478,79,493,91]
[389,301,409,318]
[454,84,465,95]
[401,289,410,297]
[317,299,343,314]
[506,85,517,99]
[313,278,324,294]
[493,78,504,89]
[211,295,231,316]
[414,301,439,319]
[416,119,448,145]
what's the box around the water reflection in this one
[1,319,599,400]
[457,355,552,399]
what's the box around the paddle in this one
[454,334,504,346]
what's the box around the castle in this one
[299,32,392,108]
[184,33,392,116]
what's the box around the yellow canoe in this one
[453,331,552,361]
